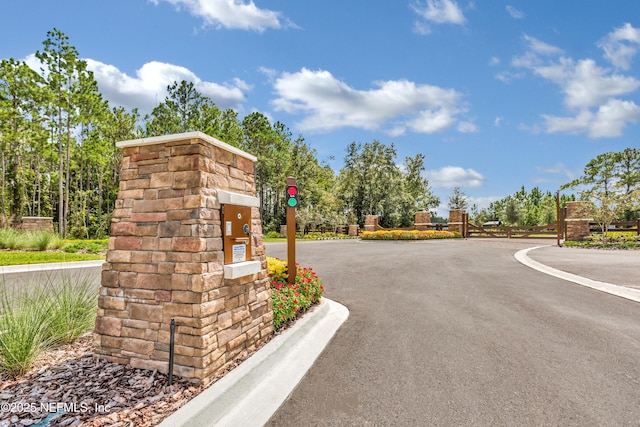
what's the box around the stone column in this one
[448,209,465,234]
[364,215,379,232]
[565,201,593,241]
[348,224,359,236]
[414,211,431,230]
[94,131,272,385]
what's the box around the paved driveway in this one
[265,239,640,426]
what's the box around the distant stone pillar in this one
[280,225,287,237]
[94,132,273,385]
[364,215,379,232]
[15,217,54,233]
[448,209,465,234]
[414,211,431,230]
[348,224,359,236]
[565,201,593,241]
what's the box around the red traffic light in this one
[287,186,298,196]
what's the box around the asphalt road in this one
[265,239,640,427]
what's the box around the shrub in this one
[301,231,354,240]
[265,231,281,239]
[62,239,108,254]
[267,257,324,329]
[360,229,460,240]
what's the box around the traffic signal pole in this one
[286,177,297,284]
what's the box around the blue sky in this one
[2,0,640,216]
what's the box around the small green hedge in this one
[360,229,460,240]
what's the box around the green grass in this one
[0,251,104,266]
[0,272,98,377]
[62,239,108,254]
[564,240,640,249]
[264,236,287,242]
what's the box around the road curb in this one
[0,260,104,274]
[158,297,349,427]
[514,246,640,304]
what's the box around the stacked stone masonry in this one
[448,209,465,234]
[564,201,593,241]
[414,211,431,230]
[10,216,54,233]
[364,215,381,232]
[94,132,273,385]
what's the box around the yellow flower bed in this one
[360,229,460,240]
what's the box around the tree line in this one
[3,30,638,239]
[0,29,440,238]
[455,147,640,227]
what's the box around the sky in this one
[2,0,640,216]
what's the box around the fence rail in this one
[588,220,640,235]
[466,222,558,239]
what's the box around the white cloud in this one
[542,99,640,138]
[83,58,248,113]
[489,56,500,66]
[598,23,640,70]
[511,30,640,138]
[271,68,466,134]
[495,70,524,83]
[411,0,465,34]
[532,58,640,109]
[425,166,486,188]
[536,162,576,180]
[457,121,478,133]
[494,116,503,127]
[467,195,500,211]
[506,5,524,19]
[522,34,564,56]
[150,0,293,32]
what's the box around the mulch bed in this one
[0,308,311,427]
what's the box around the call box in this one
[222,204,252,264]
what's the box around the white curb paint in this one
[159,298,349,427]
[515,246,640,304]
[0,260,104,275]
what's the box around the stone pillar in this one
[94,131,273,385]
[565,201,593,241]
[364,215,379,232]
[348,224,359,236]
[448,209,465,234]
[16,217,55,233]
[280,225,287,237]
[414,211,431,230]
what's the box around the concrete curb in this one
[158,298,349,427]
[0,260,104,274]
[514,246,640,304]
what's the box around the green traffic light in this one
[288,198,298,207]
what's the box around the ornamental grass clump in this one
[0,228,27,250]
[28,230,64,251]
[267,257,324,329]
[360,229,460,240]
[0,272,98,377]
[0,283,52,377]
[43,273,98,345]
